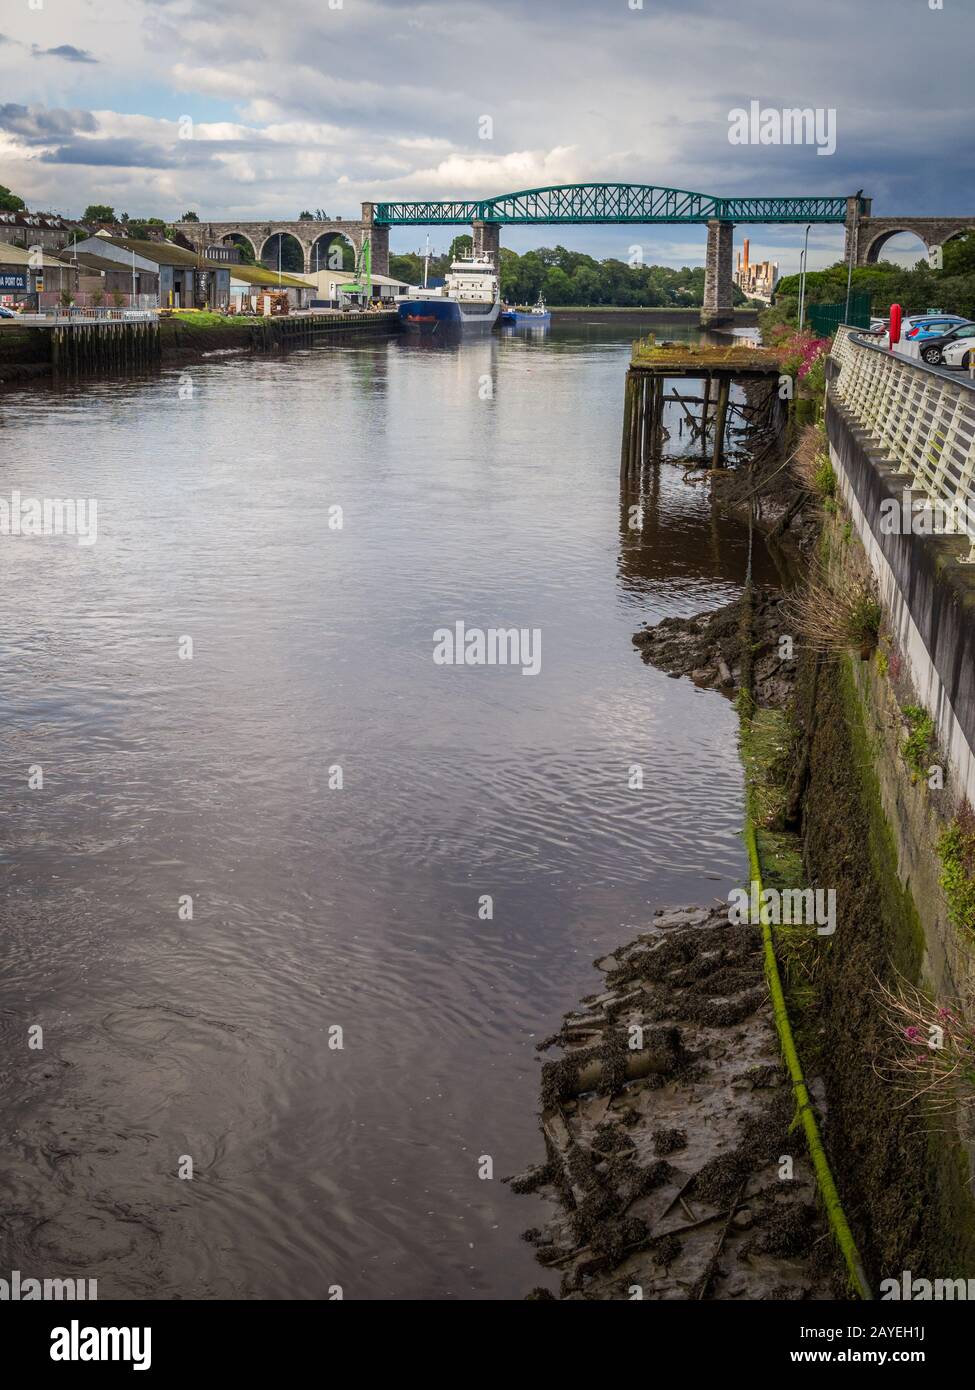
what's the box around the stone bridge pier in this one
[701,219,735,328]
[358,204,390,277]
[471,219,501,271]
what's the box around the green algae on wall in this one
[799,649,975,1280]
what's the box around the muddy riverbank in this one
[515,904,841,1300]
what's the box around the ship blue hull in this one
[398,299,498,332]
[500,309,551,328]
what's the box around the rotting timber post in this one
[621,339,781,479]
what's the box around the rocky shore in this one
[632,586,797,707]
[513,905,839,1300]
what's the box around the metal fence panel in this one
[831,324,975,559]
[808,294,872,337]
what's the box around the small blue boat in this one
[501,293,551,327]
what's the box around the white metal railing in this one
[15,309,156,325]
[831,324,975,560]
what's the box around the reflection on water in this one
[1,320,761,1299]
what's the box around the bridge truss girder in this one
[373,184,855,226]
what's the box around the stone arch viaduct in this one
[172,204,390,276]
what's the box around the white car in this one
[942,336,975,370]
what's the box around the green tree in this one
[448,234,474,261]
[773,256,975,318]
[942,234,975,277]
[181,210,200,222]
[0,185,25,212]
[572,265,603,304]
[542,266,574,305]
[127,216,166,240]
[83,204,115,223]
[390,252,425,285]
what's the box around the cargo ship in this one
[398,250,500,332]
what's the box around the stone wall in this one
[825,393,975,1007]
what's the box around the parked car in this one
[904,315,969,342]
[919,321,975,365]
[942,337,975,370]
[0,305,18,319]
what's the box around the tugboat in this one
[501,293,551,328]
[399,250,500,332]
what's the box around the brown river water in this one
[0,320,780,1299]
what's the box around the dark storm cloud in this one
[0,104,98,141]
[37,126,282,168]
[39,137,179,167]
[32,44,99,63]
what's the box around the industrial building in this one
[65,235,231,308]
[734,239,778,304]
[297,267,412,308]
[0,240,77,307]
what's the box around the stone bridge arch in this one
[308,228,357,273]
[218,230,260,261]
[258,229,308,273]
[845,202,975,268]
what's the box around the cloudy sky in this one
[1,0,971,272]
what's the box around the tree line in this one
[775,235,975,321]
[390,237,744,307]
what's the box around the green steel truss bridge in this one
[372,184,856,226]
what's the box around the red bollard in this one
[889,303,902,347]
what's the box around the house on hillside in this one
[0,211,84,253]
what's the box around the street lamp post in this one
[797,223,812,330]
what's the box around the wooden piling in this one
[642,374,654,465]
[620,371,635,478]
[629,373,641,475]
[712,376,731,468]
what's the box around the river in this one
[0,319,780,1299]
